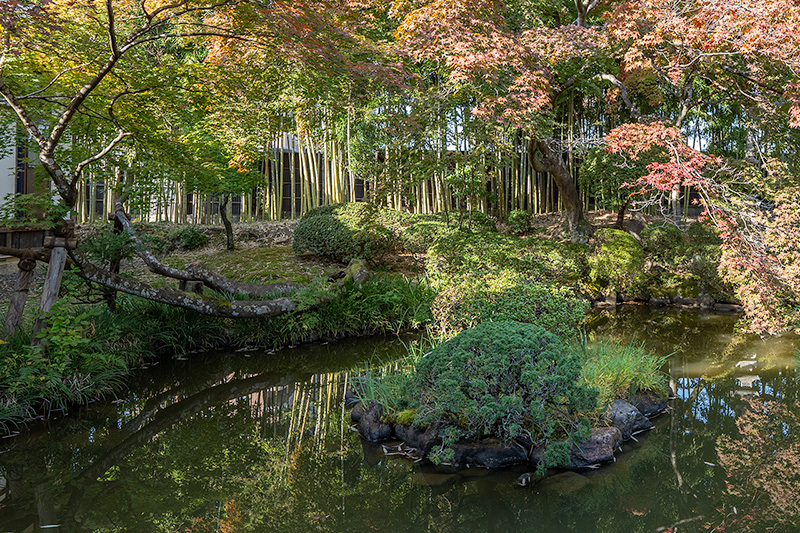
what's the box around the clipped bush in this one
[506,209,531,234]
[588,228,644,293]
[410,321,597,469]
[292,202,394,263]
[431,270,589,338]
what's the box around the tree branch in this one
[69,249,299,318]
[596,73,643,122]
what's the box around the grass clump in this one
[576,334,670,408]
[0,301,138,431]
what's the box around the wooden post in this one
[3,252,37,339]
[31,244,67,344]
[32,222,75,345]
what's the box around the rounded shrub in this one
[411,321,597,467]
[588,228,644,292]
[431,270,589,338]
[506,209,531,234]
[292,202,394,263]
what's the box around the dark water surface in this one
[2,307,800,532]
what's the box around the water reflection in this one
[0,308,798,532]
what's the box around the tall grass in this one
[574,332,671,408]
[350,336,435,413]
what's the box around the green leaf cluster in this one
[505,209,532,235]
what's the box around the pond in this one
[2,306,800,532]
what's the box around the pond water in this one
[2,307,800,532]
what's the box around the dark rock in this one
[714,302,744,313]
[449,438,528,468]
[630,390,668,418]
[606,399,652,439]
[673,296,698,306]
[569,427,623,468]
[530,427,622,469]
[394,422,442,456]
[649,297,670,307]
[698,294,716,309]
[358,400,393,442]
[350,402,366,423]
[344,390,359,408]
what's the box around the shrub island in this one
[348,321,671,473]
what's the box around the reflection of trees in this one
[714,398,800,531]
[1,323,799,531]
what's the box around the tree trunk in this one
[69,249,299,318]
[528,138,587,241]
[103,213,125,311]
[220,195,234,251]
[614,198,630,230]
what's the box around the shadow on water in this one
[1,308,799,532]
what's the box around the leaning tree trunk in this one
[220,195,234,251]
[527,138,587,241]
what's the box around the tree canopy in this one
[1,0,799,332]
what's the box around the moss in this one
[167,246,326,284]
[394,408,417,426]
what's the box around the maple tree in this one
[1,0,799,332]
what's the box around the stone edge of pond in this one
[347,389,670,471]
[591,292,743,312]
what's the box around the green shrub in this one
[506,209,531,234]
[293,203,394,263]
[172,226,208,250]
[425,230,588,283]
[410,321,597,470]
[641,224,684,261]
[431,270,589,338]
[80,224,136,264]
[588,228,644,293]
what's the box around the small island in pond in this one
[348,321,669,472]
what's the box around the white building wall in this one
[0,125,16,209]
